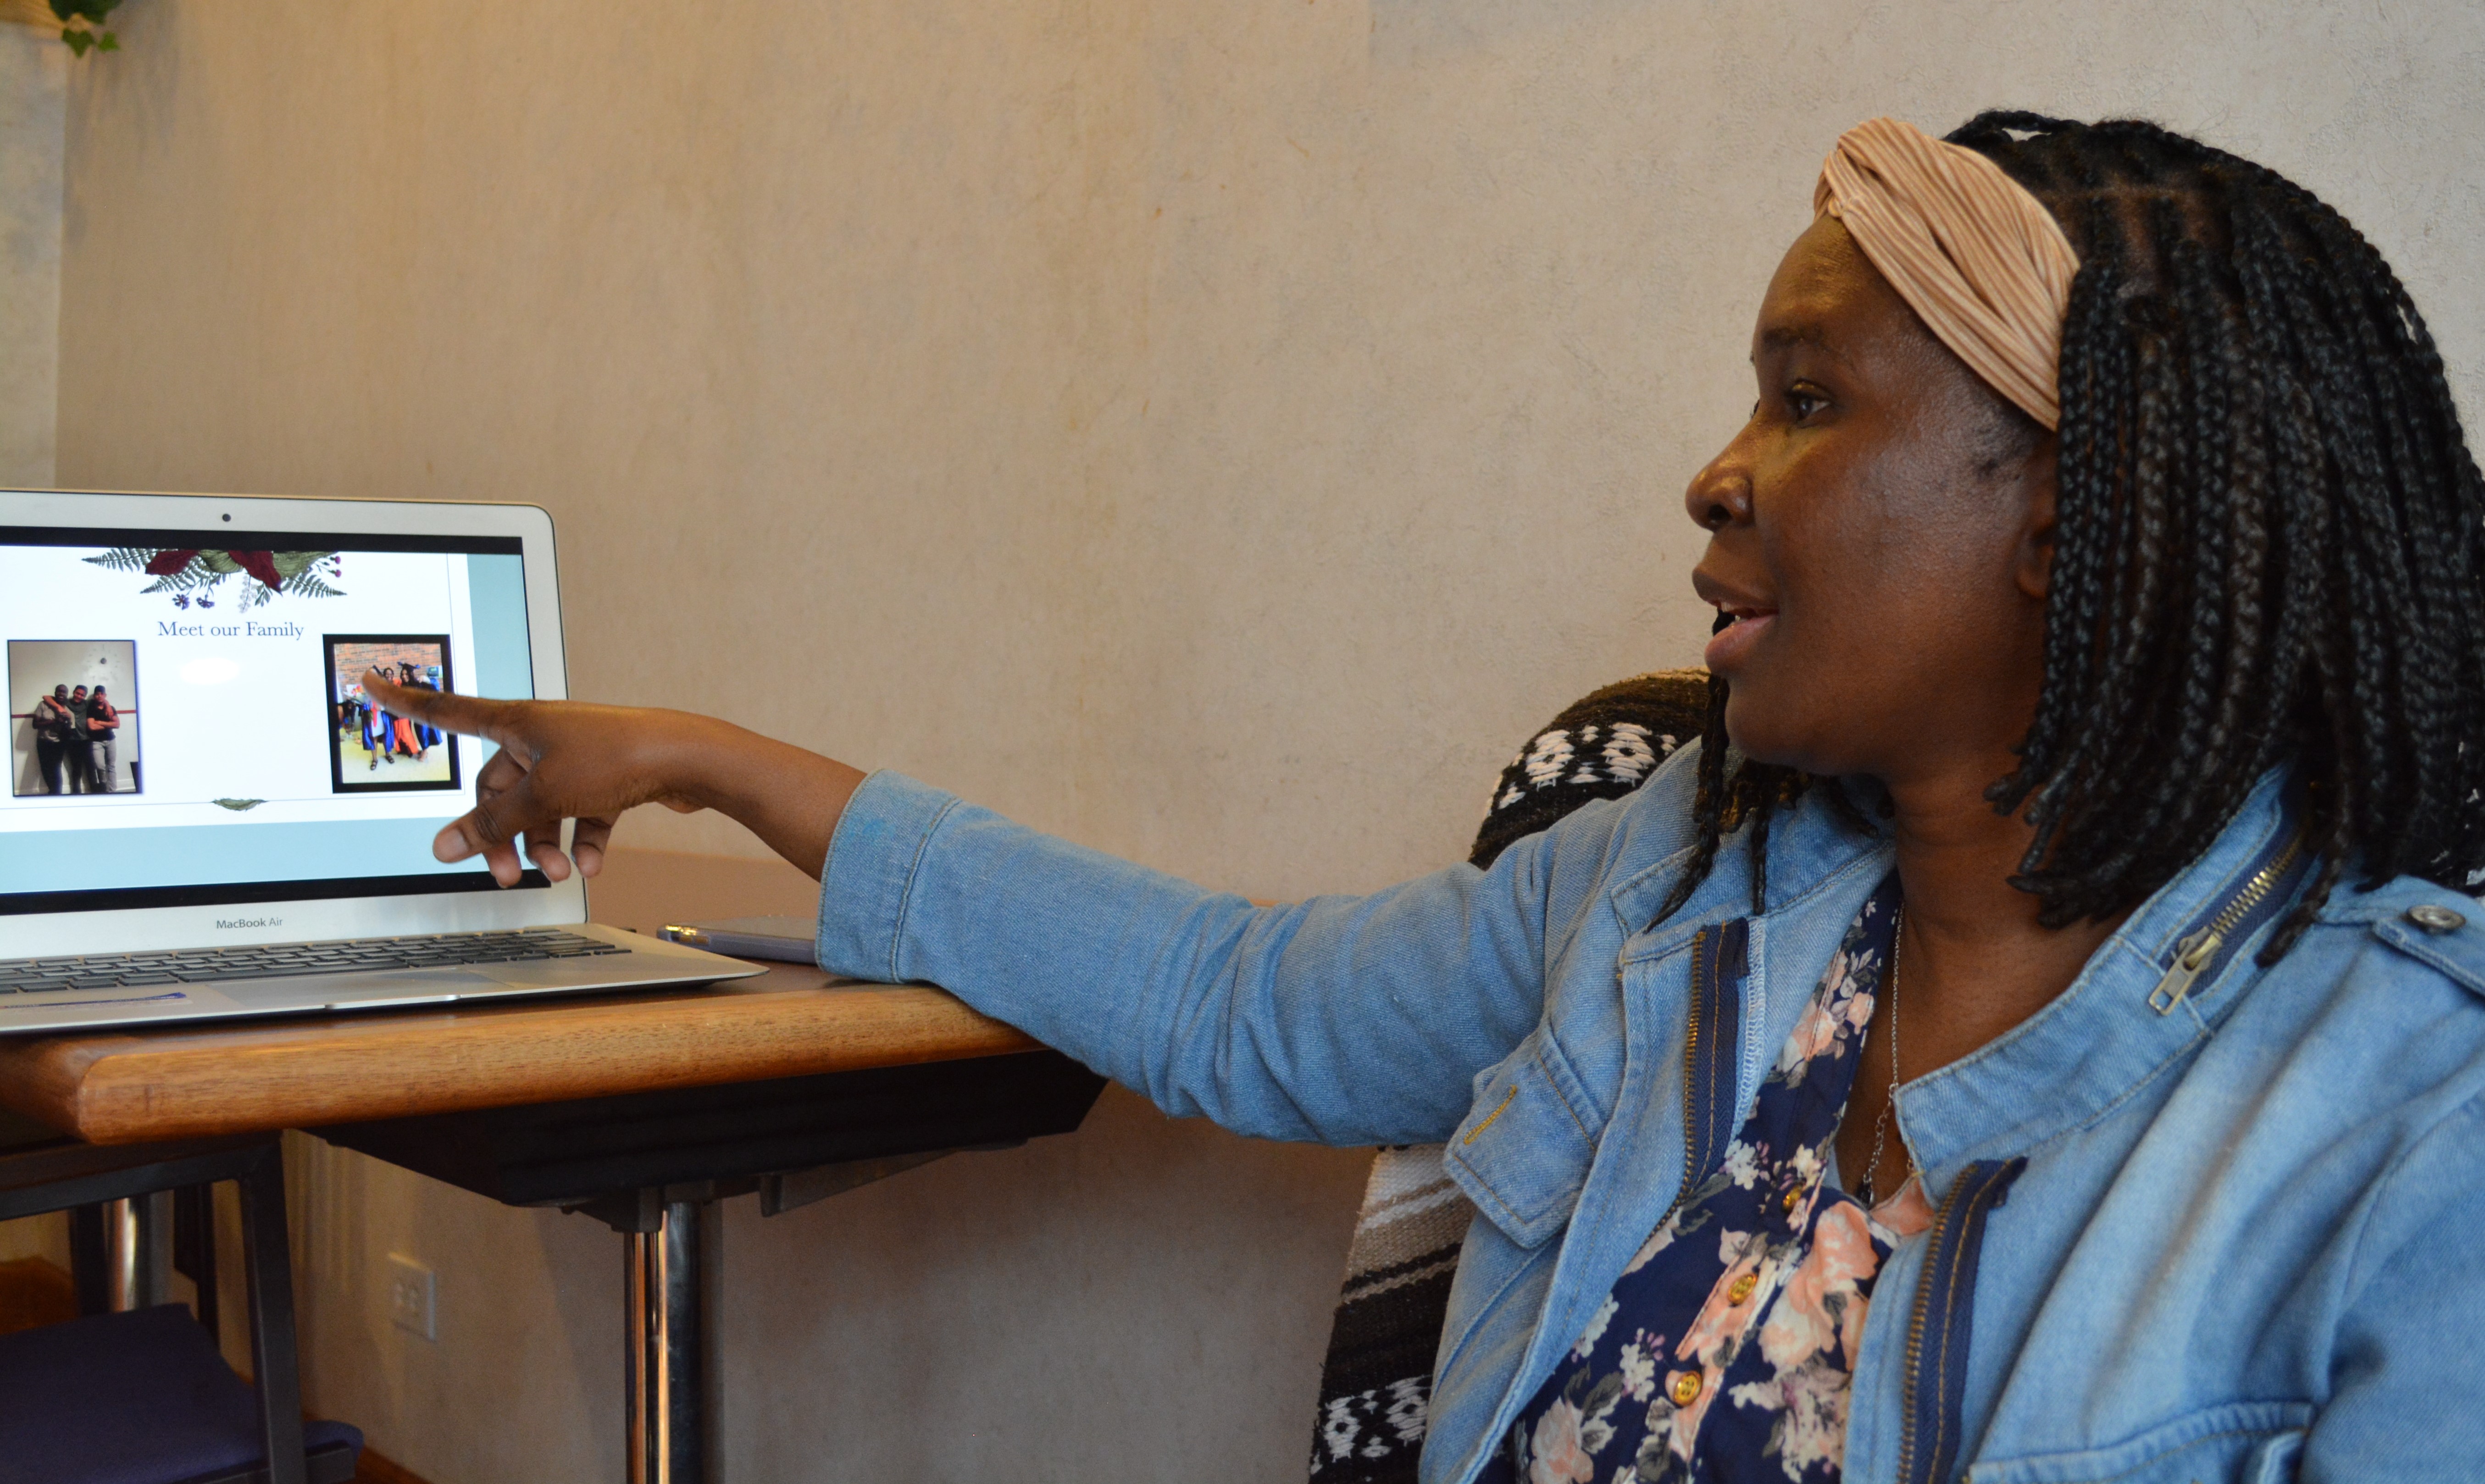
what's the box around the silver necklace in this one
[1862,907,1906,1207]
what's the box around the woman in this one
[390,663,429,761]
[82,684,118,793]
[365,113,2485,1483]
[61,684,95,795]
[30,684,75,794]
[360,682,392,768]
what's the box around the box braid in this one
[1664,112,2485,959]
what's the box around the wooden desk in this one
[0,848,1111,1484]
[0,964,1045,1145]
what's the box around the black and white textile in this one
[1308,670,1711,1484]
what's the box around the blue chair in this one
[0,1132,362,1484]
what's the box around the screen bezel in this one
[0,488,583,956]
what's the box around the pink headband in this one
[1814,117,2080,430]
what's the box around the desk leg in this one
[625,1199,722,1484]
[105,1189,174,1310]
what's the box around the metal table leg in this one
[104,1188,174,1310]
[625,1198,721,1484]
[319,1053,1105,1484]
[573,1156,973,1484]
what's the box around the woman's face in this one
[1686,215,2058,787]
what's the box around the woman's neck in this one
[1880,759,2125,1075]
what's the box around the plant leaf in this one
[269,550,339,582]
[84,547,157,573]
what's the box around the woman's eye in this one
[1786,387,1827,421]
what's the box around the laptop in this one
[0,488,764,1034]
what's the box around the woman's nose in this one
[1684,449,1752,532]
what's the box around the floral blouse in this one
[1482,875,1929,1484]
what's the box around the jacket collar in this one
[1604,770,1890,949]
[1897,768,2303,1178]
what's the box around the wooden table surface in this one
[0,848,1039,1146]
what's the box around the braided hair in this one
[1664,112,2485,959]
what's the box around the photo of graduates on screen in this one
[325,635,461,794]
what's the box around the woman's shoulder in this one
[2252,875,2485,1124]
[2306,875,2485,1004]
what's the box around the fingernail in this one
[434,826,467,861]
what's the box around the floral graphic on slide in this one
[83,548,346,611]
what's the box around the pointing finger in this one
[363,670,512,747]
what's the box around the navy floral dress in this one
[1481,875,1928,1484]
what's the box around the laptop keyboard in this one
[0,928,631,994]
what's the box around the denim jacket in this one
[815,751,2485,1483]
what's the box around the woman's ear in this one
[2013,433,2061,601]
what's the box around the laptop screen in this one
[2,526,546,916]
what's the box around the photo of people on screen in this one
[7,639,141,797]
[324,635,461,794]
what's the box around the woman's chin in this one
[1720,692,1839,775]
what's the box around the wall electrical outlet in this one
[386,1252,438,1341]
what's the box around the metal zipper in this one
[1678,926,1708,1214]
[1895,1157,2026,1484]
[1649,926,1711,1242]
[1691,921,1745,1182]
[1655,922,1746,1237]
[2147,828,2307,1014]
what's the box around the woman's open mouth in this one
[1703,607,1777,671]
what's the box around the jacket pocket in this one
[1967,1401,2311,1484]
[1443,1027,1601,1250]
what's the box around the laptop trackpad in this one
[474,958,677,989]
[315,971,498,1008]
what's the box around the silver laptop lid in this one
[2,489,584,957]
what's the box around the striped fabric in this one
[1309,1145,1473,1479]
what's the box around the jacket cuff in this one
[813,770,961,983]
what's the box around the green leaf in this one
[62,30,92,56]
[281,569,344,599]
[270,550,337,580]
[97,31,118,51]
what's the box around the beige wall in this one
[0,16,69,1275]
[0,21,64,488]
[45,1,2485,1479]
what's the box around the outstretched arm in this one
[360,670,865,887]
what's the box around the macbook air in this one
[0,488,763,1034]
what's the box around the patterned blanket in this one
[1307,672,1711,1482]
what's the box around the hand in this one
[360,670,867,888]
